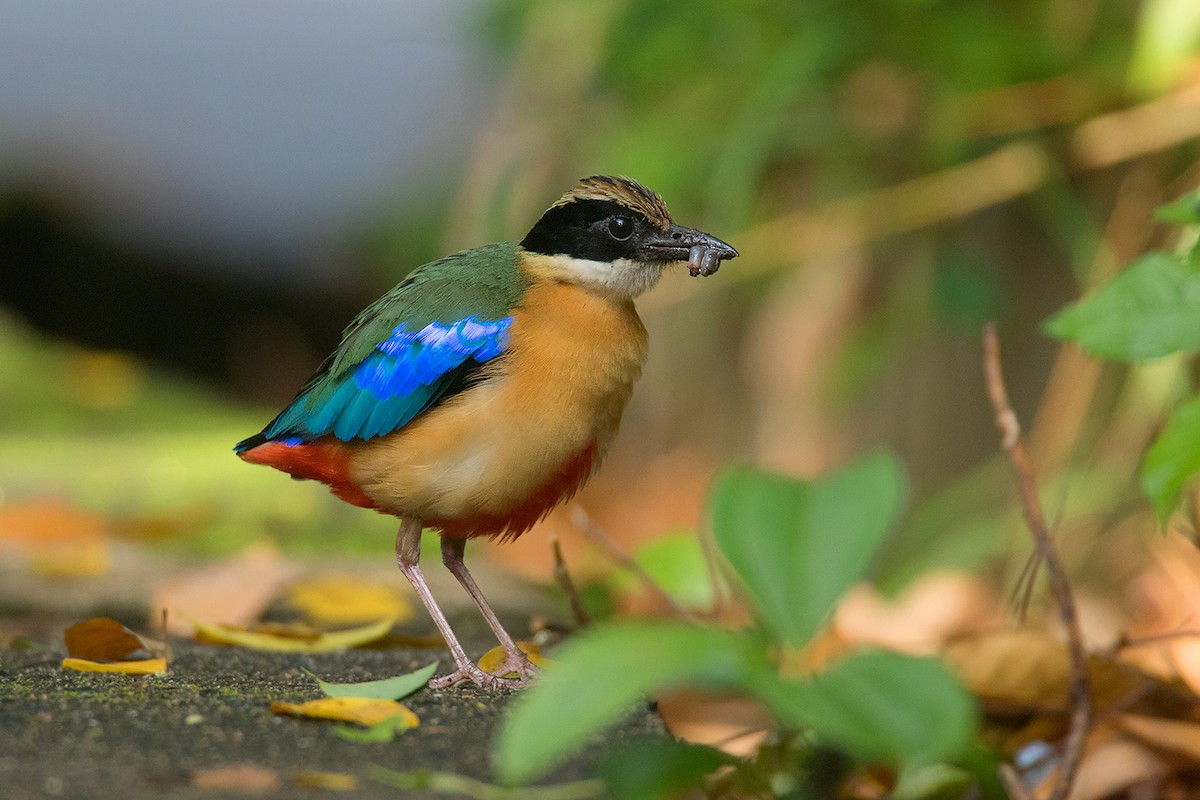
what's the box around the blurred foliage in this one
[498,453,980,796]
[451,0,1200,598]
[480,0,1140,227]
[0,0,1195,596]
[0,0,1198,795]
[0,311,395,557]
[1048,193,1200,518]
[1,0,1194,612]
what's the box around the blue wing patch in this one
[243,315,512,448]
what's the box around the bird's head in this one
[518,176,738,298]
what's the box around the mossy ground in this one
[0,637,666,799]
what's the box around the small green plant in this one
[494,452,982,798]
[1046,190,1200,519]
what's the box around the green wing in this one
[235,242,528,450]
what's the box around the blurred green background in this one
[2,0,1199,613]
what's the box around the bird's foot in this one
[487,651,540,686]
[428,651,540,691]
[429,663,520,691]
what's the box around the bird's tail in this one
[236,438,378,511]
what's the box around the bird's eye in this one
[607,215,633,241]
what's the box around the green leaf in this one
[893,763,975,800]
[1143,394,1200,520]
[597,738,733,800]
[760,651,977,767]
[1154,190,1200,226]
[709,453,907,646]
[303,662,437,700]
[332,714,416,744]
[1044,252,1200,361]
[494,621,769,784]
[610,531,713,608]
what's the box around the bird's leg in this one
[440,536,539,686]
[393,518,506,690]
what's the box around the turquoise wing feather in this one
[235,242,528,451]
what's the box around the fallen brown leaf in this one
[835,571,999,655]
[1064,734,1169,800]
[151,540,303,636]
[657,690,772,757]
[1128,532,1200,694]
[944,629,1145,715]
[1119,713,1200,760]
[64,617,152,662]
[190,764,280,792]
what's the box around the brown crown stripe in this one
[551,176,673,231]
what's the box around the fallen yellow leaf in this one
[30,540,111,577]
[477,641,549,676]
[244,621,323,641]
[270,697,419,728]
[192,616,394,653]
[62,657,167,675]
[287,572,414,626]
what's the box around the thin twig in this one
[1007,548,1041,623]
[1008,500,1070,623]
[983,324,1091,800]
[1116,626,1200,650]
[549,533,590,628]
[569,506,697,622]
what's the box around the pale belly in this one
[348,377,622,521]
[347,281,648,532]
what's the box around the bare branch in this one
[983,324,1091,800]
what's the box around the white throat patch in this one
[523,253,668,299]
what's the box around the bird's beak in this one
[638,224,739,277]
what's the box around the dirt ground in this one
[0,637,666,800]
[0,555,667,800]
